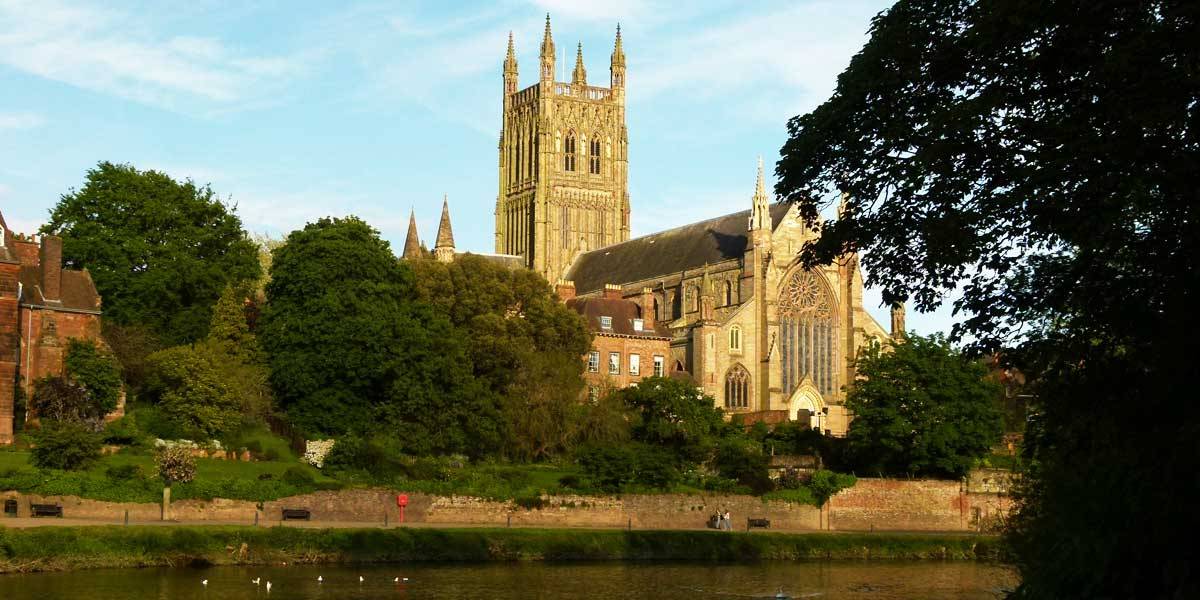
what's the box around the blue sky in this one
[0,0,961,334]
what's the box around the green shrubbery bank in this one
[0,526,1004,573]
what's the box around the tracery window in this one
[725,364,750,409]
[564,132,577,171]
[778,270,838,397]
[589,137,601,174]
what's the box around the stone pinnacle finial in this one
[749,156,771,232]
[505,31,517,70]
[612,23,625,61]
[540,13,555,58]
[402,208,422,259]
[756,156,766,197]
[435,194,455,250]
[572,42,587,85]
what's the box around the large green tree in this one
[43,162,261,346]
[409,254,592,460]
[617,376,725,468]
[846,334,1002,478]
[260,218,500,456]
[776,1,1198,596]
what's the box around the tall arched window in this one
[688,286,699,313]
[725,364,750,409]
[779,270,838,397]
[723,281,733,306]
[589,137,601,174]
[729,326,742,352]
[564,133,577,171]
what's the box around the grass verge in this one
[0,526,1005,573]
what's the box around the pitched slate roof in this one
[565,202,791,293]
[565,296,670,338]
[18,267,102,313]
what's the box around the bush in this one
[322,435,406,481]
[30,421,102,470]
[714,438,774,494]
[577,443,681,492]
[281,466,314,487]
[105,464,143,481]
[102,415,142,446]
[807,470,857,505]
[155,447,197,485]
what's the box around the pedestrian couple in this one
[716,509,732,531]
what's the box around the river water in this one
[1,562,1017,599]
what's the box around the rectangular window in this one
[632,318,643,332]
[600,316,612,330]
[629,354,640,376]
[587,351,600,373]
[653,355,664,377]
[609,352,620,375]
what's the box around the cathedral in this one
[410,16,903,435]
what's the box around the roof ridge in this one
[577,201,788,257]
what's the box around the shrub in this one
[322,435,405,481]
[714,438,774,494]
[577,443,681,492]
[281,466,314,487]
[102,415,143,445]
[558,474,581,489]
[405,457,449,481]
[807,470,857,505]
[155,447,197,485]
[30,421,102,470]
[105,464,143,481]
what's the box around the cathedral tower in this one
[496,16,630,282]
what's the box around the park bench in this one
[4,499,17,516]
[281,508,311,521]
[31,503,63,518]
[747,517,770,530]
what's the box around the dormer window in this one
[632,318,643,332]
[600,316,612,330]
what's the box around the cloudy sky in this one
[0,0,961,334]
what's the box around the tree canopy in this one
[42,162,261,346]
[845,334,1002,478]
[776,1,1198,596]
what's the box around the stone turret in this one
[503,31,518,96]
[891,302,907,341]
[434,195,456,263]
[402,209,422,259]
[539,14,555,83]
[610,24,625,91]
[572,42,587,86]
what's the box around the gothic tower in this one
[496,16,630,282]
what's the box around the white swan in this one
[266,581,272,593]
[359,575,365,583]
[317,576,323,583]
[252,577,260,585]
[201,579,207,586]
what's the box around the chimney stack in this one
[39,235,62,301]
[555,280,576,302]
[603,283,623,301]
[640,287,655,329]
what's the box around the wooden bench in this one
[30,503,63,518]
[747,517,770,530]
[281,508,311,521]
[3,499,17,517]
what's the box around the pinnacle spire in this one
[572,42,587,85]
[402,208,422,259]
[750,156,771,231]
[504,31,517,71]
[612,23,625,63]
[540,13,555,58]
[435,194,455,251]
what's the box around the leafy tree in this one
[845,334,1002,478]
[713,437,774,494]
[62,339,122,416]
[260,217,501,456]
[617,377,725,467]
[199,283,273,418]
[29,340,122,429]
[29,420,102,470]
[42,161,261,346]
[143,345,241,439]
[503,353,586,461]
[775,1,1198,595]
[155,446,196,520]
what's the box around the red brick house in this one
[0,210,112,444]
[560,282,672,400]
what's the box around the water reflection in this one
[1,561,1016,599]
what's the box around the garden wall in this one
[2,475,1012,532]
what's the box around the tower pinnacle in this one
[749,156,771,231]
[610,24,625,89]
[434,194,456,263]
[503,31,518,95]
[572,42,587,85]
[539,14,555,81]
[402,209,422,259]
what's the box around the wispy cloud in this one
[0,0,310,113]
[0,111,45,130]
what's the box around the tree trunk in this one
[162,485,171,521]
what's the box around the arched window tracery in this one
[725,364,750,409]
[779,270,838,397]
[564,132,577,171]
[589,135,601,174]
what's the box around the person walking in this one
[723,510,732,531]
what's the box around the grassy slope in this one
[0,526,1006,573]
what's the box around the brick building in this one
[561,282,670,400]
[0,210,112,444]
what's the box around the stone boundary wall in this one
[2,477,1010,532]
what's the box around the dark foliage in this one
[43,161,261,346]
[776,1,1199,596]
[30,421,102,471]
